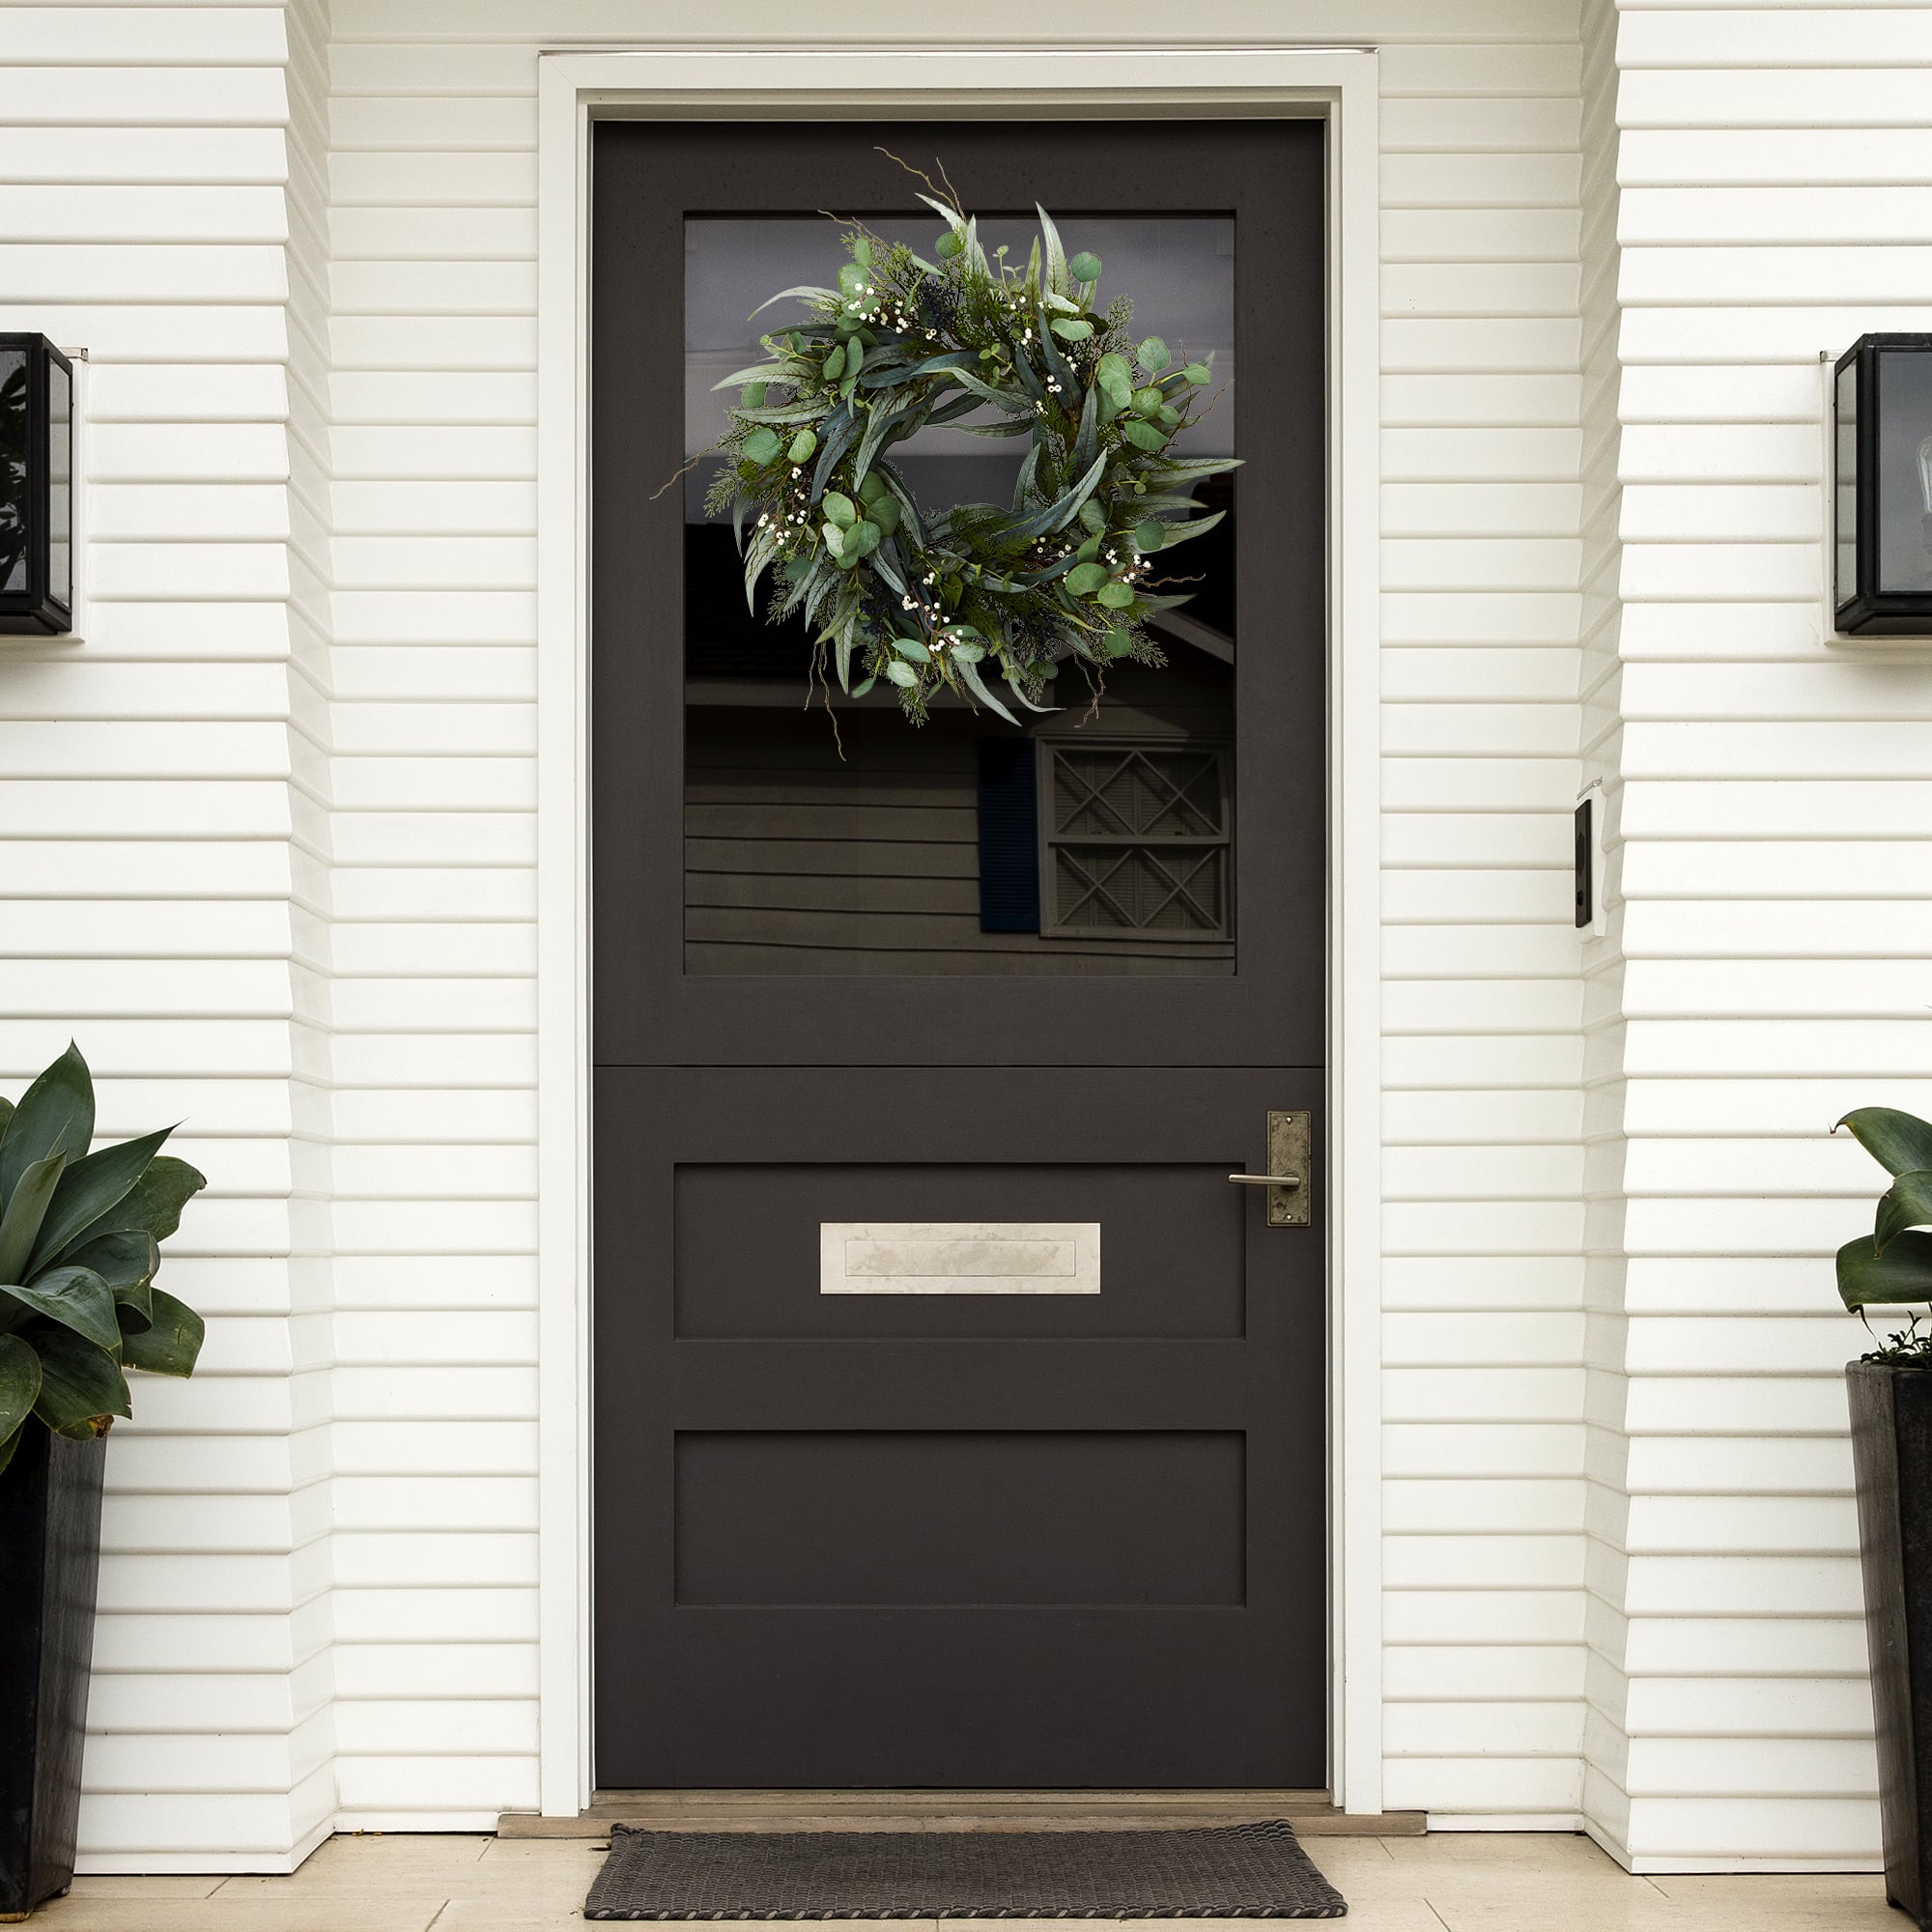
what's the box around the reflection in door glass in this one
[684,213,1236,977]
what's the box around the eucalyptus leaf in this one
[1096,581,1135,610]
[742,426,781,467]
[1065,562,1109,596]
[1068,250,1102,283]
[1050,318,1094,342]
[787,428,817,464]
[886,660,921,688]
[953,653,1020,725]
[1137,335,1171,372]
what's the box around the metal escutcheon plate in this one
[1265,1110,1312,1227]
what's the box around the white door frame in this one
[534,43,1383,1817]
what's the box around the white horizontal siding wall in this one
[1378,9,1590,1825]
[1581,0,1932,1876]
[325,6,540,1831]
[0,0,339,1875]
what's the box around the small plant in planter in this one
[1836,1105,1932,1931]
[0,1043,206,1922]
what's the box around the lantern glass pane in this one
[1877,347,1932,593]
[0,346,25,595]
[1835,358,1859,608]
[46,356,71,610]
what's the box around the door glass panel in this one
[683,213,1236,978]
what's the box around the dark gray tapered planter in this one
[0,1429,105,1921]
[1850,1360,1932,1927]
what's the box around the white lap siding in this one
[0,0,339,1875]
[1578,0,1932,1876]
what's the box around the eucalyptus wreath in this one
[704,178,1238,725]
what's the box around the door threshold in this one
[497,1789,1425,1838]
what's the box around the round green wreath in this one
[705,185,1239,726]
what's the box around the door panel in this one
[593,1065,1325,1787]
[590,119,1325,1069]
[590,119,1328,1789]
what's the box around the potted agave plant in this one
[0,1044,206,1922]
[1837,1104,1932,1929]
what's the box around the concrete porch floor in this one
[29,1830,1903,1930]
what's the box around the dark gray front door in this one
[591,119,1327,1788]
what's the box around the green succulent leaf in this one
[71,1230,156,1293]
[56,1154,206,1263]
[1876,1170,1932,1258]
[1839,1108,1932,1179]
[28,1126,172,1278]
[0,1044,93,1215]
[1839,1230,1932,1311]
[0,1333,42,1445]
[2,1265,120,1352]
[0,1152,66,1289]
[31,1325,130,1438]
[120,1289,204,1379]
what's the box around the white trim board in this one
[534,44,1383,1818]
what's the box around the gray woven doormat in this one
[583,1818,1347,1919]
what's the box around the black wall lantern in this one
[0,334,74,637]
[1834,332,1932,636]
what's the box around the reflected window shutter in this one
[977,739,1040,933]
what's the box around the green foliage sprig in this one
[706,189,1239,725]
[0,1043,208,1474]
